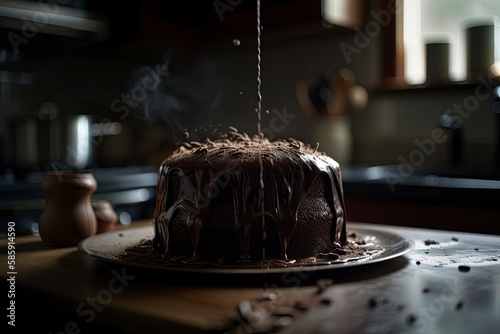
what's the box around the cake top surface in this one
[162,129,340,170]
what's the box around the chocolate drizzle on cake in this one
[152,129,347,263]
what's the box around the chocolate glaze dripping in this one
[152,131,346,262]
[258,149,266,261]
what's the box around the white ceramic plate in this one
[78,223,415,274]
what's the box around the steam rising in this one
[131,51,224,142]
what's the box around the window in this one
[404,0,500,85]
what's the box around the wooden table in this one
[2,220,499,333]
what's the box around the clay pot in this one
[92,200,118,233]
[39,171,97,247]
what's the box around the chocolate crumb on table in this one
[406,313,418,326]
[458,265,471,272]
[315,279,334,294]
[319,298,332,306]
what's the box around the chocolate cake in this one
[152,130,347,264]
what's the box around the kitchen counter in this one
[341,164,500,235]
[342,164,500,205]
[1,220,499,333]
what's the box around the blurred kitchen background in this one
[1,0,499,236]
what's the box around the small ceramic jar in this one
[92,200,118,234]
[39,171,97,247]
